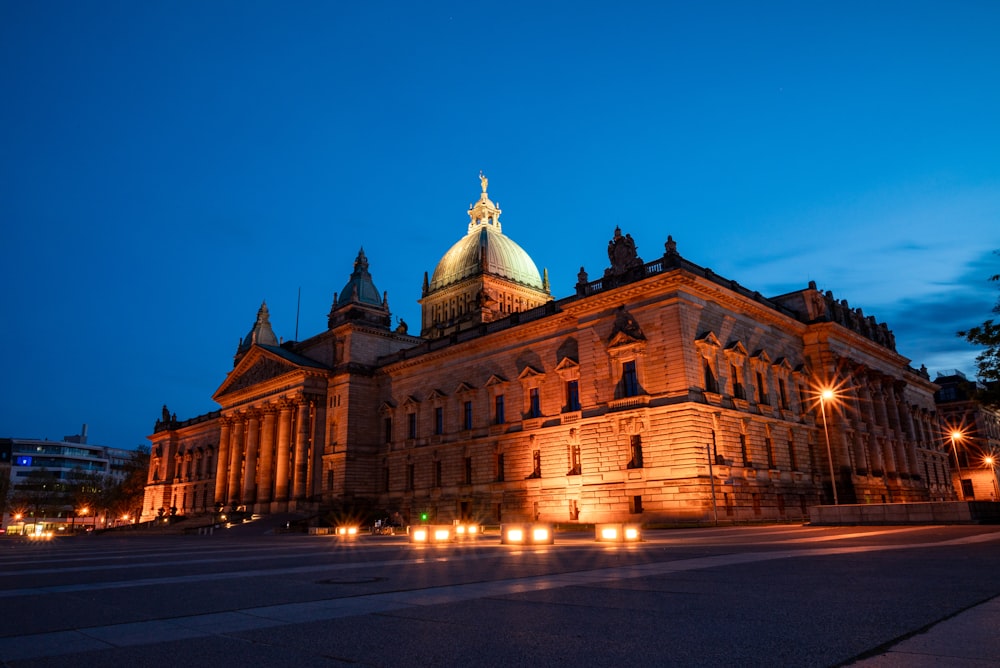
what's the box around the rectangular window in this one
[383,417,392,444]
[568,444,581,475]
[495,394,505,424]
[778,379,789,409]
[704,362,718,393]
[529,388,541,418]
[756,372,768,405]
[630,495,643,514]
[731,364,745,399]
[434,407,444,435]
[326,469,334,491]
[788,438,798,471]
[435,460,442,487]
[463,401,473,430]
[628,434,644,468]
[623,361,639,397]
[496,453,505,482]
[740,434,750,467]
[766,436,775,469]
[407,413,416,439]
[529,449,541,478]
[464,457,473,485]
[566,380,580,412]
[407,464,414,491]
[383,467,389,492]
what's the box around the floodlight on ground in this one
[595,523,643,542]
[500,523,554,545]
[408,525,455,543]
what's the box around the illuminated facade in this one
[934,371,1000,501]
[143,178,952,524]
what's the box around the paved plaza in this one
[1,522,999,667]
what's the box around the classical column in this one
[227,416,244,506]
[274,402,293,502]
[257,407,277,504]
[242,410,260,505]
[214,417,232,504]
[292,398,310,499]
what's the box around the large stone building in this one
[934,370,1000,501]
[142,178,953,525]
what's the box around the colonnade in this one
[824,360,944,497]
[214,395,317,512]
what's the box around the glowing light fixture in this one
[409,525,455,543]
[818,387,839,505]
[454,523,480,538]
[950,430,965,499]
[501,523,554,545]
[595,523,642,542]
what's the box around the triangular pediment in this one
[608,330,646,349]
[724,340,748,357]
[694,331,721,349]
[426,388,448,401]
[750,349,772,366]
[402,395,421,407]
[379,400,396,414]
[454,382,476,394]
[214,346,305,400]
[485,374,508,386]
[772,357,794,372]
[517,365,543,380]
[554,357,579,372]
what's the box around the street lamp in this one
[984,454,999,501]
[950,430,964,500]
[819,388,839,505]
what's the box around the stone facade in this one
[143,179,953,525]
[934,371,1000,501]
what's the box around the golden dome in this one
[428,176,545,292]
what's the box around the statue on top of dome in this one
[479,171,488,193]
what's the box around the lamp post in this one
[950,431,964,500]
[985,454,999,502]
[819,388,839,505]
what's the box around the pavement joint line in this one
[5,534,999,663]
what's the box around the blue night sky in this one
[2,2,999,450]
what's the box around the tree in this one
[114,446,150,522]
[959,252,1000,407]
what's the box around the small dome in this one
[336,248,383,308]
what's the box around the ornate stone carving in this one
[606,226,643,275]
[608,305,646,347]
[226,357,295,394]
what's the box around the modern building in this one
[1,426,137,534]
[935,370,1000,501]
[142,178,951,526]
